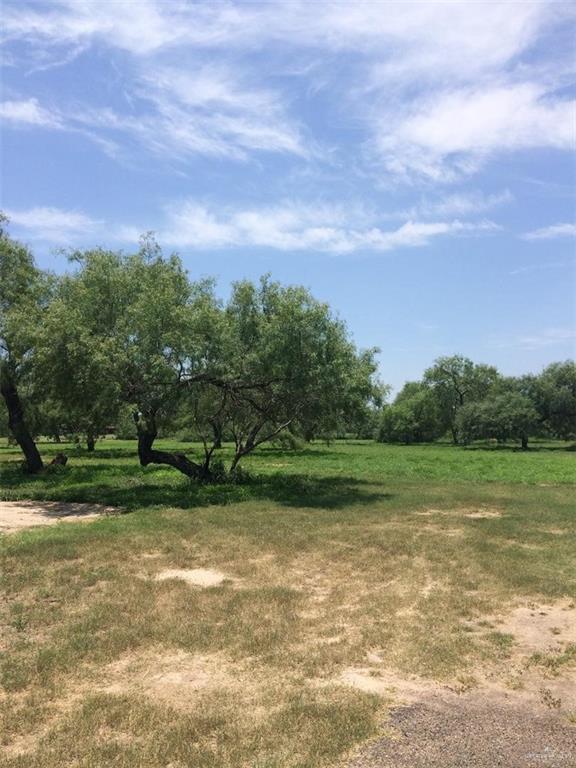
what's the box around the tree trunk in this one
[0,369,44,473]
[229,451,243,473]
[521,435,528,450]
[86,429,95,452]
[211,420,222,449]
[450,425,459,445]
[134,411,207,480]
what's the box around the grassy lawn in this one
[1,439,575,767]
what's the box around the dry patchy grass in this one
[0,440,575,766]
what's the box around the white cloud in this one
[1,1,553,64]
[3,67,307,162]
[0,97,121,157]
[374,84,575,182]
[5,206,101,242]
[509,261,568,276]
[2,1,574,178]
[491,328,576,351]
[133,66,308,159]
[0,98,61,127]
[117,199,498,254]
[71,97,306,162]
[2,0,183,55]
[522,223,576,241]
[404,190,513,219]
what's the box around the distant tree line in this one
[378,355,576,449]
[0,218,382,477]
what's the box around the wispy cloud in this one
[0,98,61,127]
[130,65,308,159]
[1,1,554,64]
[521,223,576,241]
[3,65,308,162]
[489,327,576,351]
[372,84,575,182]
[509,261,569,276]
[5,206,102,243]
[402,190,513,219]
[0,97,120,156]
[1,0,184,55]
[3,198,499,254]
[3,1,573,177]
[117,199,498,254]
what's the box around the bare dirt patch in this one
[415,508,445,517]
[420,523,465,538]
[416,506,503,520]
[463,507,502,519]
[154,567,232,587]
[0,500,119,533]
[100,649,235,709]
[480,599,576,655]
[338,667,438,703]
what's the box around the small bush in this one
[270,432,304,451]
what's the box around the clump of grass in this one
[486,631,515,658]
[529,644,576,674]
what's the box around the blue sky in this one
[1,0,575,391]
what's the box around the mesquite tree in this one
[219,277,380,471]
[456,392,540,449]
[423,355,500,443]
[536,361,576,440]
[41,246,380,480]
[34,248,129,450]
[40,240,228,478]
[0,217,49,472]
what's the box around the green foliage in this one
[11,238,379,476]
[423,355,500,442]
[1,223,574,472]
[115,404,138,440]
[456,393,540,447]
[0,219,50,376]
[536,361,576,440]
[378,382,444,444]
[270,431,305,451]
[217,276,381,467]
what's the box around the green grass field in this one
[1,439,575,767]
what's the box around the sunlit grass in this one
[1,438,574,766]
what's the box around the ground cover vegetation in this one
[0,439,575,767]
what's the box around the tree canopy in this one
[0,225,381,477]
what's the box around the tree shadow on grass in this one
[460,443,576,453]
[38,444,339,461]
[387,440,576,453]
[0,462,388,511]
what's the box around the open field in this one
[1,439,575,767]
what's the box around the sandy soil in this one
[154,568,232,587]
[0,500,119,533]
[100,648,237,707]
